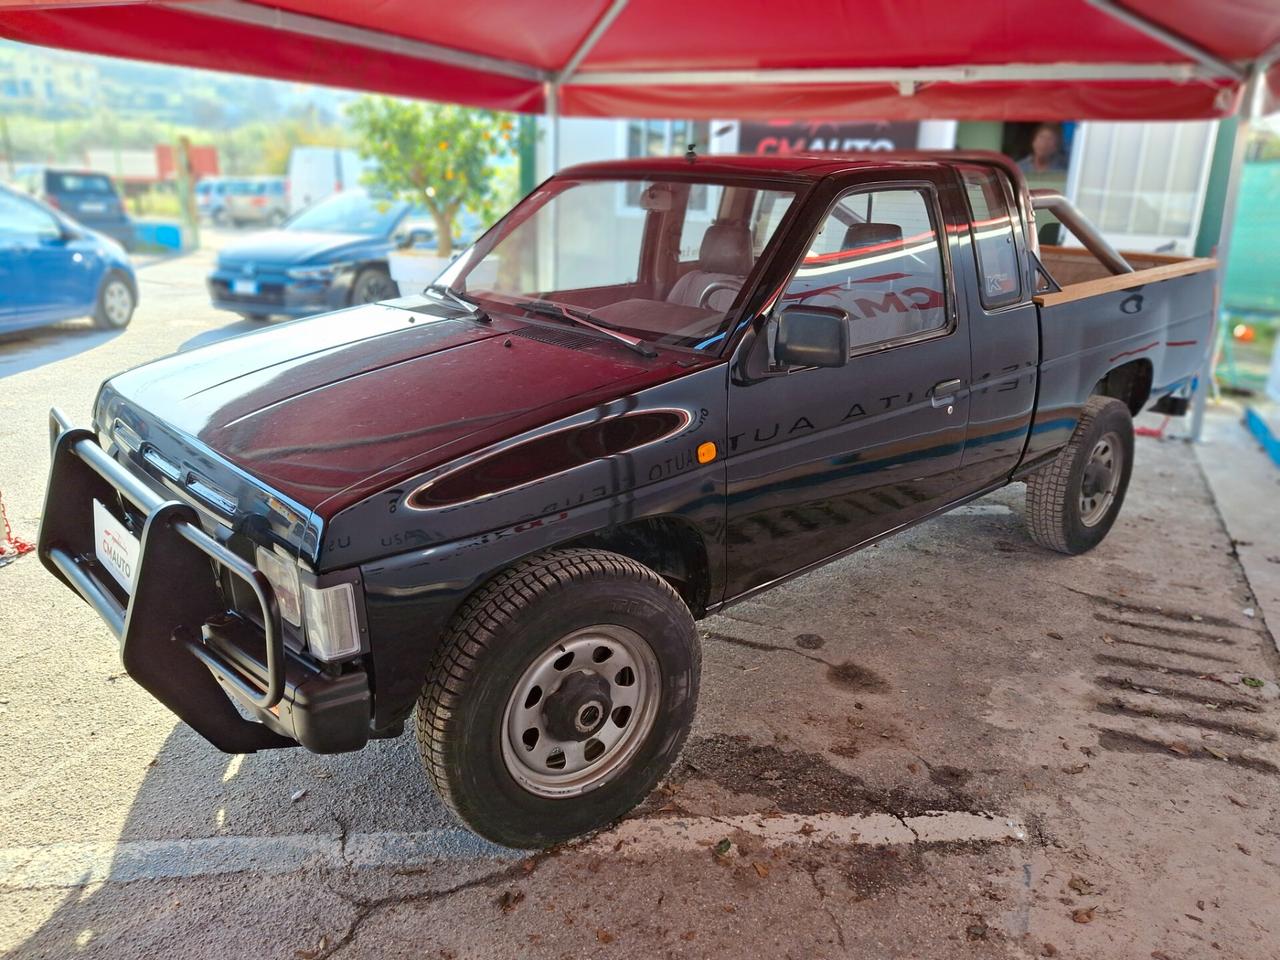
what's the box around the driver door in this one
[723,173,974,598]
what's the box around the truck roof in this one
[559,150,1022,183]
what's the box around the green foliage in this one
[347,97,515,257]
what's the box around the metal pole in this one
[545,80,559,175]
[1189,71,1262,441]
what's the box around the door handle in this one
[931,378,962,409]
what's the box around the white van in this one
[286,147,369,214]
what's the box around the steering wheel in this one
[697,281,741,310]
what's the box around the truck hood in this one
[99,301,706,519]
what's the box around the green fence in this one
[1224,161,1280,316]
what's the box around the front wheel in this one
[1025,395,1134,554]
[93,271,135,330]
[416,549,700,848]
[349,266,398,305]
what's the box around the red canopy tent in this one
[1,0,1277,121]
[4,0,1277,437]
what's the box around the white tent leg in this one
[546,80,560,174]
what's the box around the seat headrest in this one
[699,222,752,275]
[841,222,903,252]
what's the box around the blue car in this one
[29,168,135,252]
[0,183,138,335]
[207,190,431,321]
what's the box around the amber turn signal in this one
[697,442,717,464]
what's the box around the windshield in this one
[287,190,409,236]
[49,172,114,195]
[436,176,798,353]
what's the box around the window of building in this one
[782,186,949,352]
[958,166,1023,307]
[622,119,711,209]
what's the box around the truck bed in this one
[1026,245,1218,462]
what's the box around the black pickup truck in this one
[40,152,1215,848]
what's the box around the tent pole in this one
[1080,0,1245,80]
[545,80,560,174]
[1189,69,1263,442]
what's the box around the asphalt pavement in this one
[1,240,1278,959]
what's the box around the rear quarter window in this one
[958,166,1023,308]
[47,172,115,195]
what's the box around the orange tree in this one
[348,97,515,258]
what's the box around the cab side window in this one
[781,187,948,352]
[958,166,1023,307]
[0,192,60,240]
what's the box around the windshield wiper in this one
[515,299,657,358]
[425,284,490,323]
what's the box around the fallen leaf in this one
[1243,607,1256,619]
[1236,843,1252,856]
[1041,944,1058,958]
[1242,677,1265,689]
[1061,763,1089,775]
[907,762,919,774]
[1205,746,1230,761]
[1068,875,1093,895]
[1191,614,1204,622]
[753,861,769,879]
[294,934,329,960]
[798,823,816,836]
[1227,795,1249,808]
[498,890,525,913]
[1102,634,1116,644]
[680,931,696,942]
[1184,913,1204,923]
[713,838,732,857]
[1197,899,1206,911]
[965,919,989,941]
[596,929,615,944]
[1072,906,1097,924]
[1168,741,1192,756]
[290,789,307,803]
[1152,952,1173,960]
[1047,631,1063,640]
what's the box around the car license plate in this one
[93,499,140,594]
[79,201,107,213]
[232,279,258,295]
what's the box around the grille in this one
[509,325,600,351]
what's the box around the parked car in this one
[40,152,1214,849]
[287,146,367,214]
[225,176,288,228]
[206,189,428,320]
[0,182,137,334]
[195,177,233,225]
[21,167,135,251]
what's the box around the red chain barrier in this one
[0,491,35,566]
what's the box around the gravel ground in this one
[1,244,1277,959]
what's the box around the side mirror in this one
[398,226,435,249]
[775,304,849,369]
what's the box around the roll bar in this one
[1030,189,1133,275]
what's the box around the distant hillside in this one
[0,39,355,127]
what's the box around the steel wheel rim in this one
[103,281,132,326]
[501,624,661,798]
[1079,431,1122,527]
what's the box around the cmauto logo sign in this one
[740,120,919,155]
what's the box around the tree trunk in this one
[432,209,453,259]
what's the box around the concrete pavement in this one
[1,248,1278,959]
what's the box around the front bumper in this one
[206,269,351,317]
[38,409,371,754]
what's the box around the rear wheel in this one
[240,314,271,323]
[416,549,700,848]
[350,266,398,305]
[92,271,135,330]
[1026,395,1134,554]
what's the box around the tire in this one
[1026,395,1134,555]
[240,313,271,323]
[417,548,700,848]
[350,266,398,305]
[92,271,135,330]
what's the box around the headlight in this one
[254,545,362,662]
[254,545,303,626]
[301,582,362,661]
[286,263,342,281]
